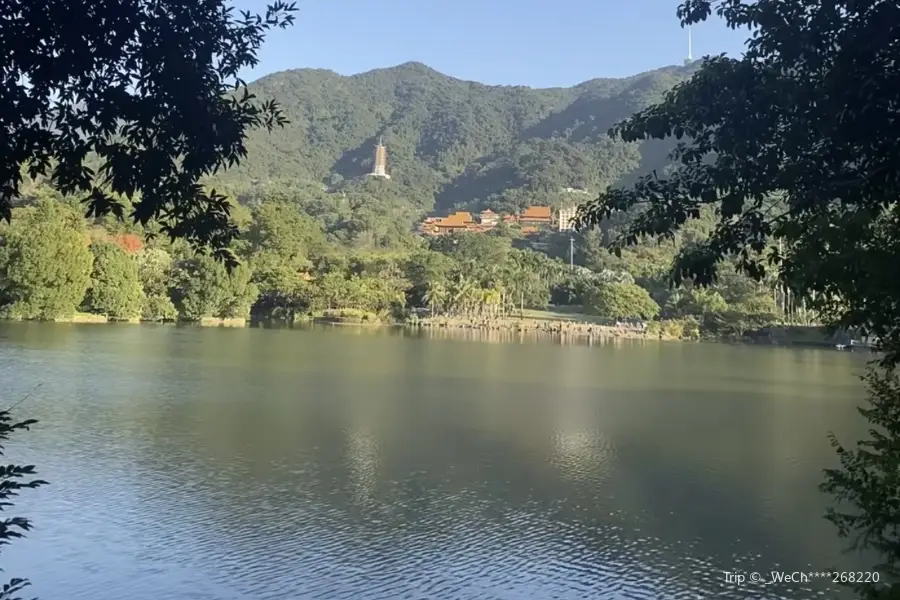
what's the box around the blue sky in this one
[234,0,749,87]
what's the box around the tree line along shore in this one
[1,180,823,346]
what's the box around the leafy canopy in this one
[575,1,900,596]
[576,0,900,365]
[85,240,144,320]
[0,201,94,320]
[0,406,47,600]
[583,281,660,321]
[1,0,297,265]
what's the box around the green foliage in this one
[646,317,699,340]
[136,248,178,321]
[678,287,727,317]
[573,0,900,594]
[583,281,660,321]
[0,408,47,600]
[84,241,144,320]
[0,202,93,320]
[576,0,899,362]
[2,1,297,265]
[169,256,259,321]
[822,367,900,600]
[142,294,179,323]
[218,62,695,216]
[243,201,326,269]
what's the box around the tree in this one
[822,369,900,600]
[1,5,295,596]
[112,234,145,254]
[244,201,326,270]
[576,0,900,357]
[680,286,727,318]
[135,248,178,321]
[84,241,144,320]
[248,251,307,321]
[2,0,297,265]
[169,255,258,321]
[575,1,900,596]
[583,282,660,321]
[423,280,448,315]
[404,251,456,308]
[0,408,47,600]
[0,201,94,320]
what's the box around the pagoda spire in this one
[371,136,390,179]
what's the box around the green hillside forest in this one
[0,62,801,337]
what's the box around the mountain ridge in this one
[219,61,696,217]
[253,60,690,92]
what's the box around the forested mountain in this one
[1,60,790,334]
[215,61,699,215]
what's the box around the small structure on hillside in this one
[428,211,475,235]
[520,206,552,226]
[479,209,500,227]
[557,205,577,231]
[369,137,391,179]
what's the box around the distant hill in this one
[216,61,698,215]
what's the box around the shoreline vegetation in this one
[1,186,828,354]
[11,309,868,351]
[0,194,868,353]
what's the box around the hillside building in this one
[370,137,391,179]
[423,211,476,235]
[519,206,552,226]
[478,209,499,227]
[417,205,564,237]
[557,205,577,231]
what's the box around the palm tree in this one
[448,273,474,316]
[482,287,502,318]
[423,280,447,315]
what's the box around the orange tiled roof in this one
[435,211,474,225]
[435,219,470,228]
[502,214,517,223]
[521,226,539,234]
[521,206,552,220]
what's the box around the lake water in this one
[0,322,874,600]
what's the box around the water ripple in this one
[0,323,867,600]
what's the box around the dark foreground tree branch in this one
[1,3,296,596]
[0,393,48,600]
[575,1,900,596]
[1,0,298,267]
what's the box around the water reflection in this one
[0,322,872,600]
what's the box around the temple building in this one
[478,209,499,227]
[370,137,391,179]
[557,205,577,231]
[519,205,552,226]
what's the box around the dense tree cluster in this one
[0,179,788,331]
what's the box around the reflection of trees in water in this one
[412,326,656,350]
[6,324,869,598]
[142,400,849,590]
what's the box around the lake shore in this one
[5,312,867,352]
[404,315,662,339]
